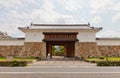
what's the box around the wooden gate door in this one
[66,42,75,57]
[44,32,78,58]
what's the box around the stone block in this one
[75,42,101,59]
[0,46,23,57]
[20,42,46,59]
[98,46,120,57]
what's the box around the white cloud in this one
[0,0,23,8]
[29,9,74,23]
[0,23,25,37]
[0,0,77,37]
[59,0,82,11]
[89,0,120,24]
[91,16,102,24]
[0,0,120,38]
[112,2,120,11]
[6,0,79,24]
[28,0,75,23]
[89,0,120,20]
[112,12,120,23]
[0,0,36,9]
[89,0,114,14]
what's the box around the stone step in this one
[41,58,81,61]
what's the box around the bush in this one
[97,61,120,66]
[0,61,27,67]
[97,61,110,66]
[85,60,96,63]
[99,56,105,59]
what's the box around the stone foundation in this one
[0,46,23,57]
[75,42,101,59]
[1,42,120,59]
[20,42,46,58]
[98,46,120,57]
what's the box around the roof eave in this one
[93,27,103,32]
[18,27,102,33]
[96,38,120,40]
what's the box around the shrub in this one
[11,60,27,67]
[85,60,97,63]
[0,61,27,67]
[97,61,110,66]
[99,56,105,59]
[97,61,120,66]
[90,61,96,63]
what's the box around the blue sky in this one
[0,0,120,38]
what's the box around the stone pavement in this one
[0,72,120,78]
[28,61,96,66]
[0,66,120,78]
[0,61,120,78]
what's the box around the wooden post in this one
[64,44,67,57]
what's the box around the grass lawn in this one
[86,57,120,62]
[0,57,37,61]
[0,57,6,61]
[108,57,120,61]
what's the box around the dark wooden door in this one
[46,43,52,58]
[66,42,74,57]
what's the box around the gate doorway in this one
[46,41,75,58]
[43,32,78,59]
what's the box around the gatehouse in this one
[0,23,120,59]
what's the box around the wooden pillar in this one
[64,44,67,57]
[47,43,52,58]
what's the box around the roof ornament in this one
[88,22,90,27]
[30,22,33,26]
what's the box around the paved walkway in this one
[0,61,120,78]
[28,61,96,66]
[0,66,120,78]
[0,66,120,72]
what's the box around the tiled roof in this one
[31,23,90,26]
[30,23,92,29]
[0,31,11,39]
[96,38,120,40]
[0,31,25,40]
[19,23,102,30]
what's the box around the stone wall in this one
[75,42,101,59]
[98,46,120,57]
[1,42,120,59]
[20,42,46,58]
[0,46,23,57]
[0,42,46,58]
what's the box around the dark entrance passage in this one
[43,32,78,58]
[46,41,75,58]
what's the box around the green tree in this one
[59,46,64,52]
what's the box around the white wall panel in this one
[0,40,24,45]
[25,32,44,42]
[77,31,96,42]
[97,40,120,46]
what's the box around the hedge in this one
[97,61,120,66]
[0,60,27,67]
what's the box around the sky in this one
[0,0,120,38]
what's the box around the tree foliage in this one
[52,46,64,56]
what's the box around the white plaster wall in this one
[77,31,96,42]
[97,40,120,46]
[25,30,96,42]
[0,40,24,45]
[25,32,44,42]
